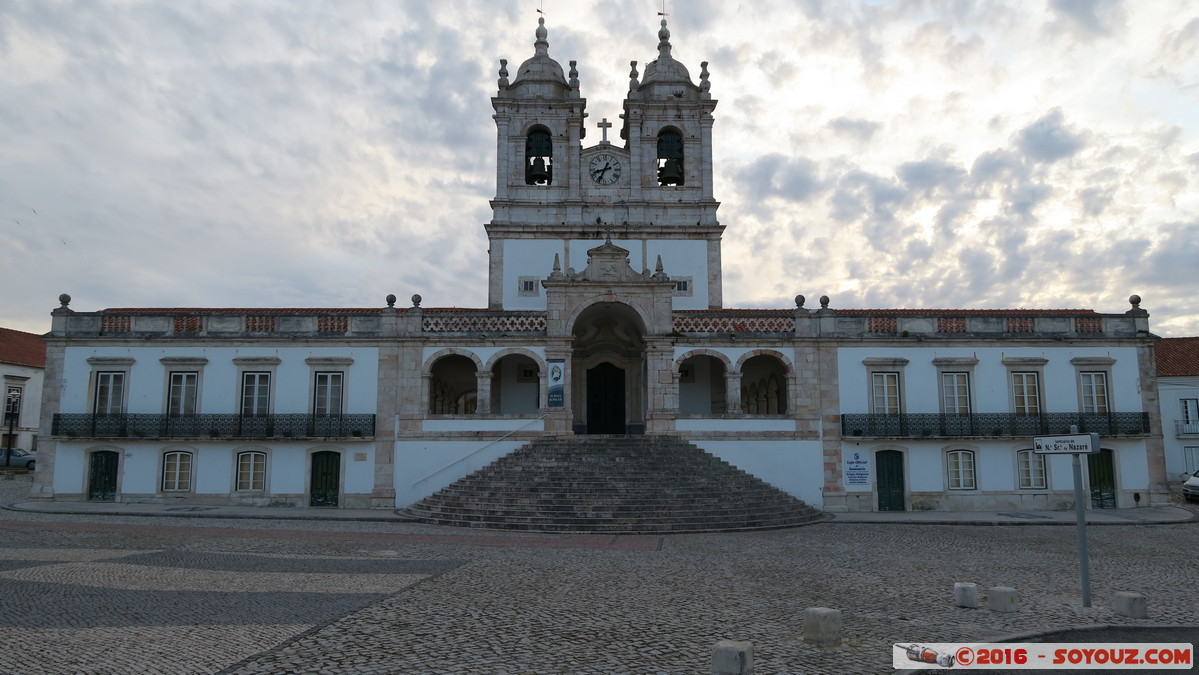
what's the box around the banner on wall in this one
[547,360,565,407]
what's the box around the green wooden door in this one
[309,451,340,507]
[876,450,905,511]
[1087,448,1117,509]
[88,450,119,502]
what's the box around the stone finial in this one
[385,294,396,308]
[568,60,579,89]
[58,293,71,308]
[497,58,509,89]
[657,18,672,58]
[820,295,830,309]
[699,61,711,97]
[411,294,422,308]
[1126,293,1148,317]
[795,294,805,308]
[534,16,548,54]
[629,60,639,90]
[549,253,565,280]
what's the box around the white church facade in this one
[33,19,1168,516]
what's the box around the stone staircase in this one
[399,436,825,533]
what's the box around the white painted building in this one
[33,18,1169,513]
[1154,337,1199,481]
[1,326,45,463]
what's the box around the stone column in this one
[645,340,675,433]
[724,373,742,414]
[475,371,493,415]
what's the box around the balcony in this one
[1176,421,1199,438]
[841,412,1152,439]
[53,413,376,440]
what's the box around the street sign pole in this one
[1034,428,1099,608]
[1071,451,1091,607]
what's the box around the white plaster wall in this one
[1115,443,1149,489]
[60,346,379,414]
[51,442,89,494]
[677,419,796,432]
[1159,376,1199,476]
[906,445,944,492]
[647,239,709,309]
[693,440,824,507]
[421,419,545,432]
[838,346,1143,414]
[500,239,563,310]
[678,355,716,413]
[495,357,540,414]
[394,440,525,506]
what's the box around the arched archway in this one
[571,302,646,434]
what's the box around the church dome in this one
[508,18,571,98]
[638,19,699,98]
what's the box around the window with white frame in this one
[1182,447,1199,473]
[236,451,266,491]
[517,277,539,297]
[672,277,694,297]
[1011,372,1041,416]
[313,372,344,417]
[241,372,271,417]
[941,372,971,415]
[167,372,198,417]
[94,372,126,415]
[1080,371,1109,414]
[162,451,193,492]
[1181,399,1199,434]
[947,449,976,490]
[1017,449,1046,489]
[4,385,21,427]
[872,372,901,415]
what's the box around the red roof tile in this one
[0,327,46,368]
[1156,337,1199,377]
[101,308,386,315]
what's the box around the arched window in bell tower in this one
[656,128,684,186]
[525,127,553,185]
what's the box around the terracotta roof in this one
[1156,337,1199,377]
[832,308,1098,316]
[0,327,47,368]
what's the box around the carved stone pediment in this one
[580,240,645,282]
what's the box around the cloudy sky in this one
[2,0,1197,336]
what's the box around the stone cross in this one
[598,118,612,143]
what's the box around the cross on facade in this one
[597,118,612,143]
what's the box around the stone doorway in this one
[571,302,645,435]
[586,362,626,434]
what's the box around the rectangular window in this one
[941,372,971,415]
[313,372,344,416]
[236,452,266,491]
[1012,372,1041,415]
[162,451,192,492]
[4,386,21,427]
[241,372,271,417]
[1181,399,1199,425]
[871,372,901,415]
[1080,372,1109,414]
[947,450,976,490]
[94,372,126,415]
[1185,447,1199,473]
[167,372,198,416]
[517,276,540,297]
[1017,449,1046,489]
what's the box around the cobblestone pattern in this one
[1,475,1196,674]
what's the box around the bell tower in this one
[486,17,723,312]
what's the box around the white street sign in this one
[1033,433,1101,454]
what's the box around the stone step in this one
[403,435,823,533]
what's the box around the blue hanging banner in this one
[547,360,565,407]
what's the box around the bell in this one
[657,158,684,185]
[527,157,551,184]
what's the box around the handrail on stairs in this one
[410,414,549,489]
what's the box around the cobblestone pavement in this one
[0,475,1195,674]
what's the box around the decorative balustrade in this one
[673,312,795,334]
[421,312,546,333]
[53,413,376,440]
[1176,421,1199,437]
[841,412,1151,439]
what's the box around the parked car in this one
[1184,470,1199,503]
[1,448,36,470]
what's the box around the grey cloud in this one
[897,158,967,198]
[827,116,881,142]
[1048,0,1126,38]
[970,149,1025,185]
[735,154,823,203]
[1077,186,1114,217]
[1015,108,1087,163]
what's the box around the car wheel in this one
[25,461,34,471]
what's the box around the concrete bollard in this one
[1113,592,1148,619]
[988,586,1018,613]
[712,640,753,675]
[803,607,842,647]
[954,582,979,608]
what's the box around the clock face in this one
[589,153,621,185]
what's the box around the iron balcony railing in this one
[841,412,1152,439]
[1176,421,1199,437]
[53,413,376,440]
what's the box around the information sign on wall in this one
[547,360,564,407]
[844,451,871,486]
